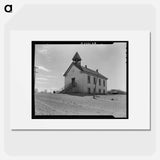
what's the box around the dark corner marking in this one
[127,41,129,119]
[31,41,129,120]
[32,115,117,119]
[32,41,35,119]
[31,41,115,45]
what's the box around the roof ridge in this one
[63,62,108,80]
[81,65,108,80]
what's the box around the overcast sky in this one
[35,43,127,92]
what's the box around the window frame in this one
[88,88,91,94]
[88,75,91,84]
[99,78,101,86]
[94,77,96,84]
[103,80,105,86]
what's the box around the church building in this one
[63,52,108,94]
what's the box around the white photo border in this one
[9,31,151,130]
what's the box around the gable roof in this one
[63,62,108,80]
[81,65,108,80]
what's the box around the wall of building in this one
[65,65,107,94]
[83,74,107,94]
[64,65,86,93]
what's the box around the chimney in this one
[85,65,87,68]
[96,69,98,72]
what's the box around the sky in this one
[35,43,127,92]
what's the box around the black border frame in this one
[32,41,129,119]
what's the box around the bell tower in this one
[72,52,82,66]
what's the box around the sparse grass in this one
[35,93,127,118]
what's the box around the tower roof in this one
[72,52,81,61]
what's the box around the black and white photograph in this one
[1,0,157,158]
[32,41,128,119]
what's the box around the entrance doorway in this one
[71,78,75,86]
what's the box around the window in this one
[94,77,96,84]
[99,89,101,94]
[103,80,105,86]
[71,78,75,86]
[88,75,90,83]
[103,90,105,94]
[88,88,91,94]
[99,79,101,85]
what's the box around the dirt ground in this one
[35,93,127,118]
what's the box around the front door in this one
[71,78,75,86]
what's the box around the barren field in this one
[35,93,127,118]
